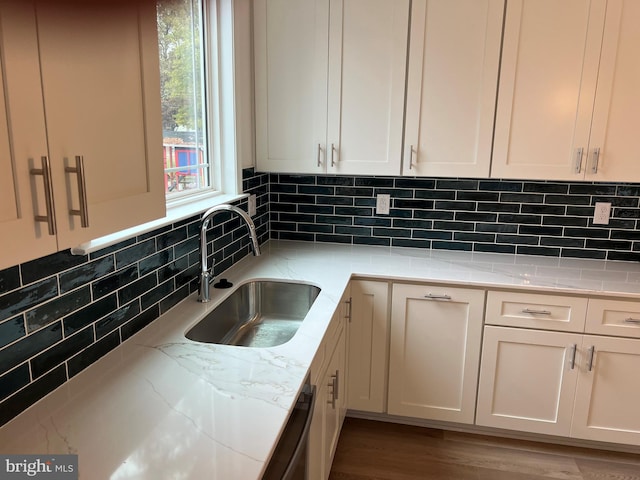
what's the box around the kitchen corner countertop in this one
[3,240,640,478]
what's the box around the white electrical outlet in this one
[248,194,257,217]
[376,194,390,215]
[593,202,611,225]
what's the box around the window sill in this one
[70,192,247,255]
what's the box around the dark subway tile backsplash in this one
[4,168,640,428]
[0,168,269,426]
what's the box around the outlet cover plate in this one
[593,202,611,225]
[376,194,390,215]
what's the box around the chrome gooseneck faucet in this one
[198,204,261,302]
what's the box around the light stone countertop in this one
[3,240,640,479]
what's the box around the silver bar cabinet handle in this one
[590,147,600,174]
[65,155,89,228]
[586,345,595,372]
[29,156,57,236]
[408,145,415,170]
[424,293,452,301]
[317,143,321,167]
[624,317,640,324]
[330,143,336,167]
[327,371,338,409]
[569,344,577,370]
[574,147,583,174]
[345,297,352,322]
[521,308,552,315]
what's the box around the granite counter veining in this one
[2,240,640,479]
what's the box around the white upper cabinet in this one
[403,0,503,177]
[492,0,640,182]
[254,0,329,174]
[0,0,164,269]
[254,0,409,175]
[587,0,640,181]
[492,0,606,180]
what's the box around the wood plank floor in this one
[329,418,640,480]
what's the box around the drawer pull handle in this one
[65,155,90,228]
[587,345,595,372]
[574,147,583,174]
[624,317,640,324]
[327,371,338,409]
[424,294,451,301]
[345,298,352,322]
[521,308,552,315]
[317,143,322,167]
[568,344,577,370]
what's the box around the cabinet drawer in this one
[586,298,640,338]
[486,291,587,332]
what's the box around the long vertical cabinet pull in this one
[29,156,57,235]
[317,143,322,167]
[574,147,584,174]
[590,147,600,174]
[330,143,336,167]
[408,145,415,170]
[65,155,90,227]
[568,344,577,370]
[586,345,596,372]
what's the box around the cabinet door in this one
[0,2,57,269]
[388,284,484,424]
[476,326,581,436]
[404,0,503,177]
[36,0,165,248]
[587,0,640,182]
[322,325,345,480]
[326,0,409,175]
[254,0,329,173]
[491,0,606,180]
[347,280,389,413]
[571,335,640,446]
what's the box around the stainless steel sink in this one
[185,280,321,347]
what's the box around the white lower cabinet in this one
[388,284,485,424]
[476,326,581,436]
[308,288,349,480]
[572,335,640,445]
[347,280,389,413]
[478,294,640,446]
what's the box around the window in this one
[157,0,211,199]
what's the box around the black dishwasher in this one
[262,377,316,480]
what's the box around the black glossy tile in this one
[63,294,118,336]
[59,256,115,294]
[454,212,498,222]
[0,277,58,323]
[336,187,374,197]
[413,210,454,220]
[21,250,87,284]
[414,189,456,200]
[496,234,539,245]
[540,237,585,248]
[412,230,452,240]
[278,232,315,242]
[0,266,20,294]
[141,280,174,311]
[0,316,25,349]
[456,191,499,202]
[318,175,355,186]
[354,198,376,208]
[354,217,392,227]
[474,243,516,254]
[139,249,174,277]
[0,363,29,402]
[270,183,297,194]
[156,227,189,250]
[315,234,353,244]
[394,178,435,189]
[611,230,640,241]
[31,327,93,379]
[67,330,120,378]
[299,204,334,215]
[355,177,394,187]
[500,193,544,204]
[546,194,592,205]
[118,273,158,306]
[432,221,475,232]
[335,207,374,216]
[434,201,476,211]
[586,239,632,250]
[477,202,520,213]
[523,182,569,194]
[372,228,411,238]
[436,179,479,190]
[0,321,62,375]
[519,225,563,236]
[616,185,640,197]
[26,286,91,333]
[607,251,640,262]
[374,188,413,198]
[121,305,160,342]
[175,237,199,259]
[569,183,617,195]
[478,180,523,192]
[564,227,610,239]
[517,246,561,256]
[392,238,430,249]
[394,199,434,210]
[316,215,353,226]
[316,195,354,206]
[393,219,434,230]
[355,236,390,246]
[92,265,138,300]
[593,196,639,207]
[279,213,316,224]
[159,256,190,283]
[160,285,190,314]
[561,248,606,260]
[615,208,640,219]
[0,365,66,427]
[94,301,141,340]
[475,223,518,234]
[454,232,495,243]
[542,216,588,227]
[432,241,472,251]
[277,174,316,184]
[497,214,542,225]
[299,185,334,195]
[335,226,372,236]
[521,204,566,215]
